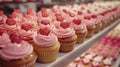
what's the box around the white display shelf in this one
[35,19,120,67]
[114,56,120,67]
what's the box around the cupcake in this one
[9,9,23,24]
[99,12,108,29]
[4,18,21,34]
[91,14,102,33]
[53,22,77,52]
[19,22,37,44]
[91,61,102,67]
[0,32,11,49]
[33,26,60,63]
[0,33,37,67]
[37,7,52,25]
[24,8,38,27]
[82,58,90,65]
[102,57,113,67]
[70,18,88,43]
[67,63,77,67]
[82,15,96,38]
[40,19,55,31]
[74,57,81,63]
[0,10,7,25]
[93,55,103,63]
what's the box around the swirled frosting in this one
[37,11,52,23]
[53,27,75,38]
[70,23,87,30]
[19,29,37,40]
[33,33,58,47]
[4,23,20,34]
[82,19,96,28]
[0,15,7,24]
[0,33,11,48]
[0,41,33,61]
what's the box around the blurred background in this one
[0,0,119,14]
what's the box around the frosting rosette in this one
[0,33,11,48]
[33,33,58,47]
[0,41,33,61]
[53,27,75,38]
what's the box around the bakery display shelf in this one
[35,19,120,67]
[114,56,120,67]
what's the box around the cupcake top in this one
[53,22,75,38]
[37,7,52,23]
[0,33,11,48]
[70,18,87,31]
[74,57,80,63]
[19,28,37,40]
[24,14,37,27]
[69,63,76,67]
[9,10,23,23]
[84,54,93,60]
[0,10,7,24]
[91,14,99,24]
[4,18,20,34]
[93,55,103,63]
[82,58,90,64]
[26,8,36,16]
[33,26,58,47]
[82,16,96,28]
[103,58,112,65]
[40,19,55,31]
[92,61,100,67]
[0,33,33,61]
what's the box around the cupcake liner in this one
[0,52,37,67]
[37,50,59,63]
[95,22,102,33]
[76,32,87,43]
[33,42,60,63]
[86,28,95,38]
[21,55,37,67]
[101,20,108,29]
[60,41,76,52]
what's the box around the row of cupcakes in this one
[0,1,120,66]
[0,1,120,44]
[67,24,120,67]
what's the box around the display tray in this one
[35,19,120,67]
[114,55,120,67]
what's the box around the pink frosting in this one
[24,14,37,26]
[70,23,87,30]
[19,29,37,40]
[0,33,11,48]
[101,46,110,57]
[95,43,104,51]
[97,15,104,21]
[11,12,23,23]
[52,20,61,28]
[116,42,120,47]
[4,24,20,34]
[47,9,56,21]
[53,27,75,38]
[37,11,52,23]
[33,33,58,47]
[109,47,119,57]
[39,24,55,31]
[0,41,33,61]
[91,18,98,24]
[82,19,95,28]
[0,15,7,24]
[92,62,100,67]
